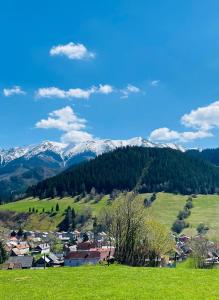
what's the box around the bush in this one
[197,223,209,235]
[185,200,193,209]
[172,220,188,234]
[177,208,191,220]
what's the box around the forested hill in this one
[186,148,219,166]
[27,147,219,198]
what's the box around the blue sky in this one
[1,1,219,148]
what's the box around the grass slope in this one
[1,265,219,300]
[183,195,219,239]
[149,193,188,228]
[2,193,219,236]
[0,196,109,231]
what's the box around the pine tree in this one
[55,203,60,212]
[17,227,23,238]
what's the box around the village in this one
[1,226,218,270]
[0,228,116,269]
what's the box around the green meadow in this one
[0,195,109,231]
[1,193,219,237]
[1,265,219,300]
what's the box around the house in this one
[179,235,190,243]
[35,253,63,268]
[64,247,115,267]
[77,241,96,251]
[11,248,26,256]
[64,251,101,267]
[15,243,29,254]
[34,243,50,254]
[2,256,33,269]
[35,256,50,268]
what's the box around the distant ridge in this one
[0,137,185,166]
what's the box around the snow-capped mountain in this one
[0,137,185,200]
[0,137,185,166]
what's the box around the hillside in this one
[27,146,219,198]
[1,265,219,300]
[0,195,109,231]
[2,193,219,239]
[187,148,219,166]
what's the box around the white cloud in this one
[98,84,114,94]
[50,42,95,60]
[120,84,141,98]
[149,100,219,143]
[150,80,160,87]
[3,86,26,97]
[149,127,212,143]
[36,87,66,99]
[36,85,114,100]
[181,101,219,130]
[36,106,93,144]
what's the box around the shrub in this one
[197,223,209,235]
[172,220,188,234]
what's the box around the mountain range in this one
[0,137,185,201]
[28,146,219,198]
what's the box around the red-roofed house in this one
[64,247,115,267]
[77,241,96,251]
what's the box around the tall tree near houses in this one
[0,241,7,264]
[71,207,76,231]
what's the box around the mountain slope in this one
[28,147,219,198]
[0,138,185,201]
[186,148,219,166]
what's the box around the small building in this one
[34,243,50,254]
[35,253,63,268]
[3,256,33,269]
[64,251,101,267]
[77,241,96,251]
[35,256,50,268]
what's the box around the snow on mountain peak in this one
[0,138,185,165]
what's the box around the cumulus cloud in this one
[3,86,26,97]
[36,106,93,144]
[50,42,95,60]
[98,84,114,94]
[149,127,212,143]
[120,84,141,98]
[149,101,219,143]
[150,80,160,87]
[181,101,219,130]
[36,84,114,100]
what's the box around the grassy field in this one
[0,196,109,231]
[1,192,219,235]
[1,265,219,299]
[149,193,188,228]
[182,195,219,239]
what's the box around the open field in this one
[1,265,219,300]
[1,193,219,236]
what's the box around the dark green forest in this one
[186,148,219,166]
[27,147,219,198]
